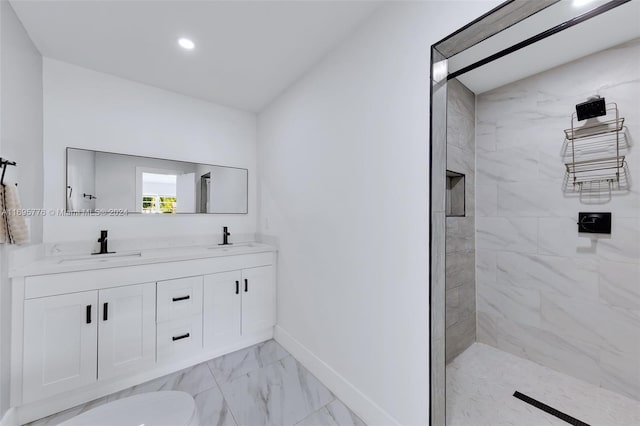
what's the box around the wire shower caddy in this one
[563,102,626,191]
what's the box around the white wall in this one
[257,2,500,424]
[43,58,257,243]
[0,1,43,242]
[0,0,43,418]
[476,39,640,400]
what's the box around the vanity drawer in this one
[157,276,203,322]
[157,316,203,363]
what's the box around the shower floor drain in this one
[513,391,591,426]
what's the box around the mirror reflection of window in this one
[141,173,177,214]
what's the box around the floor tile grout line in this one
[293,396,338,426]
[252,349,291,374]
[215,354,300,426]
[220,352,295,388]
[207,358,242,426]
[211,351,340,426]
[287,352,338,401]
[177,363,218,396]
[210,340,291,386]
[286,355,358,425]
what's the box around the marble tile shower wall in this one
[446,78,476,363]
[475,39,640,400]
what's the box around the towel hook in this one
[0,158,17,186]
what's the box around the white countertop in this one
[9,242,276,277]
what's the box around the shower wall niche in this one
[446,170,466,217]
[445,78,476,362]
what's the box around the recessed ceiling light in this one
[178,38,195,50]
[573,0,596,7]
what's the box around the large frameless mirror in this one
[66,148,248,214]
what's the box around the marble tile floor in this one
[27,340,366,426]
[447,343,640,426]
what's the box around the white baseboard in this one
[0,408,18,426]
[274,326,399,426]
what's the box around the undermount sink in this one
[57,252,142,265]
[207,242,257,250]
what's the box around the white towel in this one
[0,186,9,243]
[0,184,30,244]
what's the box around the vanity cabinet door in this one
[203,271,242,349]
[98,283,156,380]
[241,266,276,335]
[23,291,98,403]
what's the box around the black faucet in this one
[219,226,232,246]
[93,230,114,255]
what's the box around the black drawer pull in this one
[86,305,92,324]
[235,280,239,294]
[244,278,248,292]
[172,295,190,302]
[172,333,190,342]
[103,302,108,321]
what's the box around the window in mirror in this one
[141,173,177,214]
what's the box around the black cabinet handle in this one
[235,280,239,294]
[172,333,190,342]
[172,295,190,302]
[244,278,248,292]
[103,302,108,321]
[86,305,92,324]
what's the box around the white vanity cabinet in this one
[22,283,157,403]
[97,283,156,380]
[23,291,98,403]
[203,270,242,348]
[241,266,276,334]
[12,247,277,425]
[203,265,275,349]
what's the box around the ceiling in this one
[9,0,382,112]
[449,0,640,94]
